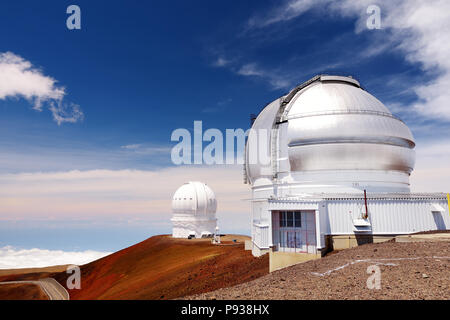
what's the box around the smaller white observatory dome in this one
[171,181,217,239]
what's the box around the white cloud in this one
[49,101,84,125]
[367,0,450,122]
[247,0,450,121]
[410,139,450,192]
[0,246,111,269]
[0,52,83,125]
[0,52,65,108]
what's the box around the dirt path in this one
[0,278,69,300]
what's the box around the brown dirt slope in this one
[46,235,268,300]
[190,241,450,300]
[0,270,62,282]
[0,283,48,300]
[0,265,69,278]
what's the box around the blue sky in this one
[1,0,450,267]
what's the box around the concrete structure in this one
[244,75,450,269]
[269,250,321,273]
[395,233,450,243]
[171,181,217,239]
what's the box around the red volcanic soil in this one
[0,283,48,300]
[49,235,268,300]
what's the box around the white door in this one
[276,210,316,253]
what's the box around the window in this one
[279,211,302,228]
[286,211,294,227]
[294,212,301,228]
[279,212,286,227]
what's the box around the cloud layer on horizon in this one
[0,165,251,233]
[0,246,111,270]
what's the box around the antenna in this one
[250,114,257,126]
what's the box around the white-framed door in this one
[274,210,316,254]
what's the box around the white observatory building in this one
[244,75,450,267]
[171,181,218,239]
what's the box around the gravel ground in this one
[188,241,450,300]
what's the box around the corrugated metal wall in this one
[326,199,450,234]
[253,195,449,255]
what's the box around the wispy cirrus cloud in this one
[237,63,264,77]
[221,58,349,91]
[213,57,231,67]
[202,98,233,113]
[120,144,142,150]
[0,52,83,125]
[120,143,172,155]
[208,2,376,91]
[0,142,172,174]
[245,0,450,121]
[237,63,292,90]
[246,0,320,29]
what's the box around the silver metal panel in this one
[288,143,415,173]
[287,114,414,147]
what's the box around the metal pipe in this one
[364,189,369,219]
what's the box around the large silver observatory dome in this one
[245,75,416,193]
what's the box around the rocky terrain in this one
[190,240,450,300]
